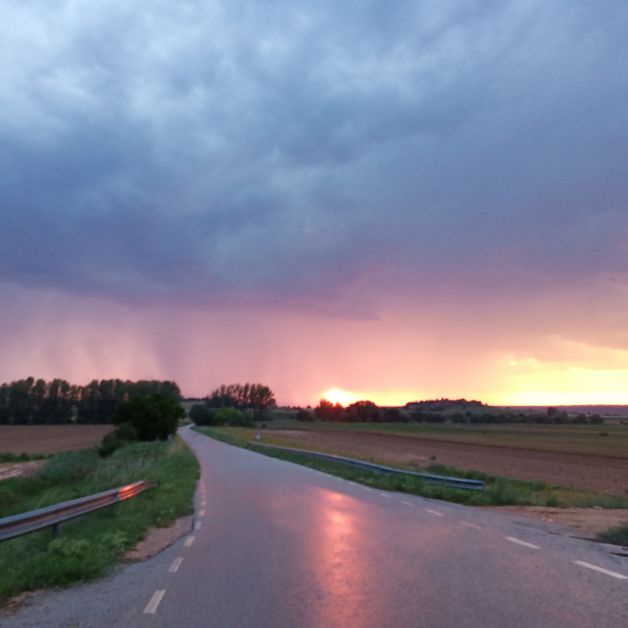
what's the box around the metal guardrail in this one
[249,443,484,491]
[0,480,157,542]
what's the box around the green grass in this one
[0,438,199,604]
[0,452,47,463]
[194,426,628,509]
[598,522,628,547]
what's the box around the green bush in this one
[598,522,628,547]
[113,394,184,441]
[98,422,140,457]
[189,404,214,425]
[215,407,254,427]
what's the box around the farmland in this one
[261,420,628,458]
[0,425,112,455]
[221,422,628,496]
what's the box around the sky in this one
[1,1,628,406]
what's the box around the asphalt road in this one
[3,426,627,627]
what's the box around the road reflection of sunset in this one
[310,490,374,628]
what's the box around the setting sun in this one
[322,388,355,406]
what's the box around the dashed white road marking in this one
[401,500,413,506]
[169,557,183,573]
[379,492,391,498]
[506,536,540,550]
[195,521,203,531]
[461,521,482,530]
[426,509,444,517]
[201,500,206,507]
[144,590,166,614]
[184,536,195,548]
[199,509,206,517]
[573,561,628,580]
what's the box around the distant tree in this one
[346,400,379,422]
[295,408,314,422]
[205,383,276,417]
[314,399,345,421]
[113,394,184,441]
[382,407,403,423]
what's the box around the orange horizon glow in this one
[321,388,356,405]
[317,383,628,408]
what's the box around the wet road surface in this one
[3,426,627,627]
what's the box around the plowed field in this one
[263,429,628,496]
[0,425,112,454]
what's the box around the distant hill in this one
[405,399,485,412]
[500,405,628,417]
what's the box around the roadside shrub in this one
[189,404,213,426]
[215,407,254,427]
[113,394,184,441]
[189,405,252,426]
[598,522,628,547]
[98,432,122,457]
[98,422,139,457]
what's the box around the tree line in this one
[300,399,605,425]
[190,383,276,427]
[0,377,181,425]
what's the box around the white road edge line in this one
[506,536,540,550]
[195,521,202,530]
[401,500,413,506]
[184,536,195,548]
[461,521,482,530]
[426,509,444,517]
[379,492,391,498]
[169,557,183,573]
[144,590,166,614]
[573,560,628,580]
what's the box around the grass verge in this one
[598,522,628,547]
[194,426,628,509]
[0,452,47,463]
[0,437,198,605]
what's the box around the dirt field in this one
[262,429,628,496]
[0,425,112,455]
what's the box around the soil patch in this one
[265,430,628,495]
[124,515,193,561]
[495,506,628,542]
[0,460,45,482]
[0,425,112,455]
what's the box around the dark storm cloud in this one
[2,0,628,310]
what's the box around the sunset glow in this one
[322,388,356,406]
[1,3,628,408]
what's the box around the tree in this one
[205,383,276,418]
[346,400,379,422]
[113,394,184,441]
[190,404,214,426]
[314,399,345,421]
